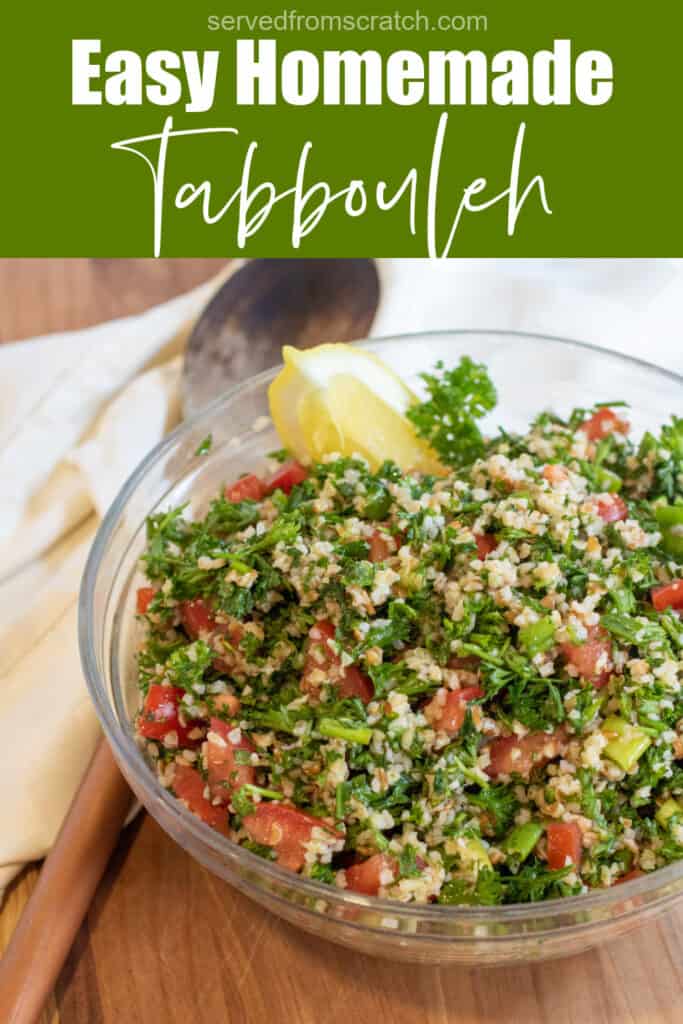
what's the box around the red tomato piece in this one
[225,473,266,503]
[173,764,229,835]
[580,408,630,441]
[368,530,393,563]
[546,821,582,870]
[560,624,612,688]
[345,854,399,895]
[424,686,484,736]
[179,598,218,638]
[340,666,374,703]
[446,655,481,686]
[447,655,481,672]
[302,620,374,704]
[474,533,497,559]
[486,729,567,779]
[242,803,338,872]
[302,621,337,685]
[136,586,156,614]
[225,620,244,645]
[543,464,569,485]
[137,684,203,747]
[594,494,628,523]
[616,869,645,885]
[651,579,683,612]
[179,600,243,662]
[207,718,255,804]
[212,693,241,717]
[265,460,308,495]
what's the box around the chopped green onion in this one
[335,781,351,818]
[602,716,651,772]
[446,836,491,871]
[503,822,543,862]
[318,718,373,745]
[656,798,682,828]
[594,467,622,493]
[655,505,683,557]
[518,616,556,657]
[240,784,283,801]
[363,483,392,521]
[231,783,284,816]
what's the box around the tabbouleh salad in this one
[134,358,683,906]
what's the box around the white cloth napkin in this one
[1,258,681,898]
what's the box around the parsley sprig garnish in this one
[407,356,497,468]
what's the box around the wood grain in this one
[1,259,682,1024]
[0,870,59,1024]
[0,259,225,343]
[0,739,132,1024]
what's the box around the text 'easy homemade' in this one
[72,39,614,112]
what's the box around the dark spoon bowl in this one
[182,258,380,416]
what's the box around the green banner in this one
[2,1,681,255]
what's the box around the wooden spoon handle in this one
[0,737,132,1024]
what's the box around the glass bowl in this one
[79,330,683,966]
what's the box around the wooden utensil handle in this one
[0,737,132,1024]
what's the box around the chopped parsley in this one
[134,366,683,906]
[407,357,497,469]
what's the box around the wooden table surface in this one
[1,259,682,1024]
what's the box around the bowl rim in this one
[79,327,683,925]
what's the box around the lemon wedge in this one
[268,344,443,473]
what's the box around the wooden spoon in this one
[0,739,132,1024]
[182,258,380,415]
[0,258,380,1024]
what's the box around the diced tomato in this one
[302,620,374,704]
[616,869,645,885]
[265,460,308,495]
[593,494,628,523]
[543,464,569,485]
[138,684,183,741]
[179,598,218,638]
[486,729,567,779]
[345,853,399,895]
[447,655,480,672]
[179,599,243,660]
[368,529,393,563]
[225,474,266,503]
[136,587,156,614]
[340,668,373,703]
[242,803,338,872]
[580,408,630,441]
[302,621,337,681]
[560,624,612,688]
[424,686,484,736]
[226,620,244,645]
[206,718,255,804]
[212,693,241,717]
[474,533,497,559]
[651,579,683,612]
[137,684,203,747]
[546,821,582,871]
[391,525,408,546]
[172,764,229,836]
[340,666,375,703]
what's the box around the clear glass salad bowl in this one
[79,330,683,966]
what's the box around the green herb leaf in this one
[407,357,497,469]
[194,434,213,456]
